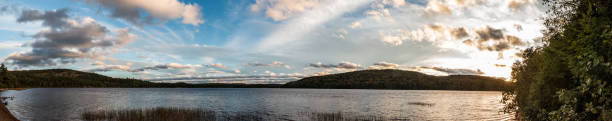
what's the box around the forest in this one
[283,69,509,91]
[0,65,507,91]
[0,66,281,88]
[502,0,612,120]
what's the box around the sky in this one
[0,0,545,84]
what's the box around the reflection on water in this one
[1,88,513,121]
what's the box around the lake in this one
[1,88,513,121]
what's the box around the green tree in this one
[503,0,612,120]
[0,63,7,81]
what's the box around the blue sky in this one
[0,0,544,83]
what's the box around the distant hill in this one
[282,69,510,91]
[1,69,509,90]
[0,69,281,88]
[2,69,153,88]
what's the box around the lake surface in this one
[1,88,513,121]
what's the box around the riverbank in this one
[0,89,21,121]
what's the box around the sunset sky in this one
[0,0,544,83]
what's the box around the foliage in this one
[284,69,509,91]
[0,63,15,88]
[503,0,612,120]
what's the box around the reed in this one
[82,107,400,121]
[305,112,389,121]
[82,107,216,121]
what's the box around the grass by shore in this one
[82,107,393,121]
[82,107,215,121]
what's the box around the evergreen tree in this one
[0,63,6,81]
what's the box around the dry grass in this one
[82,107,216,121]
[305,112,390,121]
[82,107,403,121]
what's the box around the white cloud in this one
[349,22,362,29]
[86,61,132,72]
[82,0,204,26]
[131,63,202,72]
[245,61,291,69]
[425,0,452,15]
[206,63,227,68]
[308,61,361,72]
[250,0,320,21]
[380,35,403,46]
[368,61,400,69]
[0,41,23,49]
[507,0,536,11]
[255,0,373,54]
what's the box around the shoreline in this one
[0,89,21,121]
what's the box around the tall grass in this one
[82,107,215,121]
[82,107,400,121]
[305,112,389,121]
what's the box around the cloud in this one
[424,0,487,15]
[250,0,320,21]
[5,9,136,67]
[349,22,362,29]
[365,0,406,22]
[380,24,470,46]
[17,8,69,28]
[368,61,400,69]
[383,24,525,52]
[264,70,276,76]
[0,4,21,14]
[308,61,361,70]
[148,75,305,84]
[468,26,525,51]
[494,64,507,67]
[426,24,469,39]
[81,0,204,26]
[131,63,202,72]
[0,41,23,49]
[254,0,371,52]
[245,61,291,69]
[312,69,332,76]
[425,0,452,15]
[514,24,523,31]
[88,64,131,72]
[431,67,484,75]
[507,0,534,11]
[84,61,133,72]
[206,70,224,74]
[449,27,469,39]
[381,35,403,46]
[414,66,484,75]
[332,29,348,40]
[206,63,227,68]
[383,0,407,7]
[474,26,504,41]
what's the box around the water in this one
[1,88,513,121]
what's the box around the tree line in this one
[283,69,510,91]
[0,66,281,88]
[0,65,507,91]
[502,0,612,120]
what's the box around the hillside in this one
[1,69,153,88]
[0,69,282,88]
[283,69,510,91]
[0,69,508,90]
